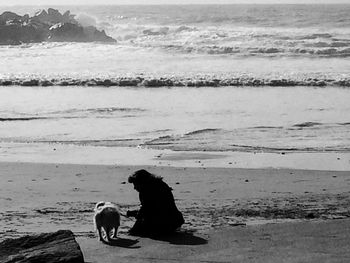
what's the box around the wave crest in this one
[1,76,349,87]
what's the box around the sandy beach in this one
[1,3,350,262]
[1,161,349,262]
[78,219,350,263]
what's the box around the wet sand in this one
[0,162,349,262]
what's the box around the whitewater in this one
[0,4,349,159]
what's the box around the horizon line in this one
[1,3,350,6]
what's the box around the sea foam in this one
[1,75,349,87]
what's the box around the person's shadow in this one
[104,230,207,247]
[149,230,208,245]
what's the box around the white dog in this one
[94,201,121,243]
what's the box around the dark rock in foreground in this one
[0,230,84,263]
[0,8,116,44]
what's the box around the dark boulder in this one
[48,23,115,43]
[0,11,28,25]
[0,8,116,45]
[0,24,47,45]
[83,26,116,42]
[48,23,86,42]
[33,8,77,25]
[0,230,84,263]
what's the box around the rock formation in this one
[33,8,76,25]
[0,8,116,45]
[0,230,84,263]
[0,11,29,25]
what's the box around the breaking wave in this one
[1,76,350,87]
[105,25,350,57]
[2,5,350,59]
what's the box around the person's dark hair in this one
[128,169,163,185]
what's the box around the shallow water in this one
[1,86,349,153]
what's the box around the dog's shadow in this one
[149,230,208,246]
[103,230,207,247]
[103,237,140,248]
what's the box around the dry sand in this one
[1,161,350,262]
[79,219,350,263]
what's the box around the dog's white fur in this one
[94,201,121,243]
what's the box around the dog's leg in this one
[106,227,113,242]
[97,226,103,241]
[112,226,118,238]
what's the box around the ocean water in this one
[0,5,350,156]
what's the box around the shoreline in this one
[1,142,350,171]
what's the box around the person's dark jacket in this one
[132,179,184,234]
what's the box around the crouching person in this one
[127,169,184,237]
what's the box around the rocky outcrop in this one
[48,22,115,42]
[0,11,29,25]
[0,230,84,263]
[33,8,76,25]
[0,23,47,45]
[0,8,116,44]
